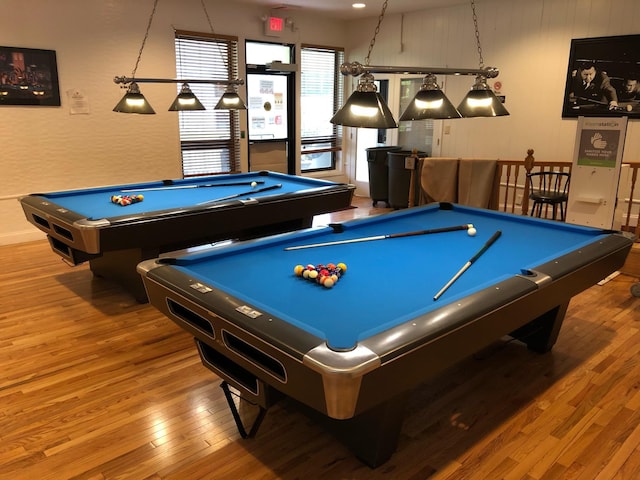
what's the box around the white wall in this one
[0,0,347,245]
[344,0,640,160]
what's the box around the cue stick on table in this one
[121,180,265,193]
[433,229,502,301]
[197,183,283,205]
[284,224,474,251]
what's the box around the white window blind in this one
[175,31,241,176]
[300,45,344,172]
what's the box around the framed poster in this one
[0,46,60,106]
[562,34,640,118]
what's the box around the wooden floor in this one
[1,196,640,480]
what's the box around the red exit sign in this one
[265,16,284,36]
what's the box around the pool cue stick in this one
[433,229,502,301]
[121,181,265,193]
[284,224,474,251]
[197,183,282,205]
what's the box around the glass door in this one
[246,41,295,174]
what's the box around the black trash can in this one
[387,150,426,209]
[366,146,400,207]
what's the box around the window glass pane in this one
[247,74,288,140]
[301,142,333,170]
[246,42,290,65]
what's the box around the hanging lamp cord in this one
[470,0,485,69]
[131,0,159,79]
[364,0,389,67]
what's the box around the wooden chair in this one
[527,171,571,221]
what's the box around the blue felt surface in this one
[169,204,608,350]
[39,172,337,220]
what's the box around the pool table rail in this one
[137,225,633,421]
[19,175,355,302]
[136,206,635,468]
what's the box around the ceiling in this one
[240,0,471,20]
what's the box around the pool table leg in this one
[297,391,410,468]
[220,381,268,439]
[510,301,569,353]
[89,248,155,303]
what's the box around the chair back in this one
[527,171,570,200]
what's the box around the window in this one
[300,45,344,172]
[175,30,241,177]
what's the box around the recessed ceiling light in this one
[352,3,366,9]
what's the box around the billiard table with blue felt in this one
[137,202,633,466]
[19,171,354,301]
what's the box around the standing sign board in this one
[565,116,627,228]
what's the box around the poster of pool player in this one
[566,116,627,229]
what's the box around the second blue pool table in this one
[138,202,634,466]
[20,171,354,301]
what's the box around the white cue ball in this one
[251,181,258,187]
[467,227,477,237]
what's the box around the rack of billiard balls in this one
[294,262,347,288]
[111,194,144,206]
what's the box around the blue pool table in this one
[20,171,354,301]
[137,202,633,467]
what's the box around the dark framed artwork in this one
[0,46,60,106]
[563,34,640,118]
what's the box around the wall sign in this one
[566,116,627,229]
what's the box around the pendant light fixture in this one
[456,0,509,117]
[112,81,156,114]
[215,84,248,110]
[168,83,206,111]
[457,75,509,117]
[330,72,397,128]
[113,0,246,114]
[331,0,398,129]
[331,0,508,127]
[399,74,462,120]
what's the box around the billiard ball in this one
[251,181,258,187]
[467,227,477,237]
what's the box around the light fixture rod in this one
[339,61,499,79]
[113,76,244,86]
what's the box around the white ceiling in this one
[240,0,471,20]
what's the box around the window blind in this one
[300,45,344,172]
[175,31,241,176]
